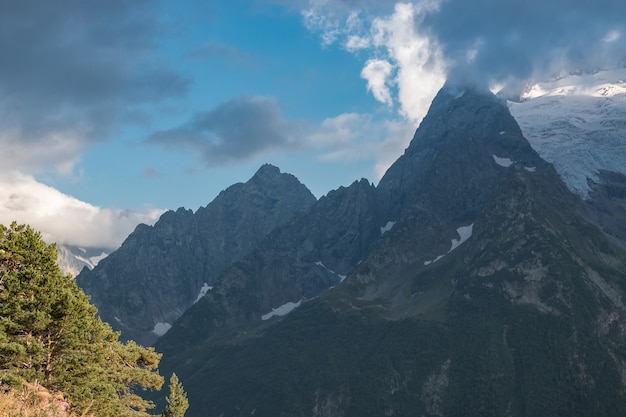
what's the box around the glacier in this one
[508,69,626,199]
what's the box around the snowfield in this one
[508,69,626,199]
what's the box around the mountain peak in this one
[76,163,316,346]
[440,78,493,98]
[377,83,550,223]
[253,163,281,179]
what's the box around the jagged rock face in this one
[154,86,626,417]
[156,177,382,351]
[364,86,558,288]
[76,164,316,345]
[377,86,551,223]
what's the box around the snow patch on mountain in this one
[380,221,396,234]
[152,322,172,336]
[424,224,474,265]
[508,69,626,199]
[315,260,346,282]
[261,300,302,320]
[493,155,514,167]
[194,283,213,303]
[424,255,445,266]
[73,252,108,269]
[315,261,335,274]
[449,224,474,253]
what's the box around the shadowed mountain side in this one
[158,165,626,417]
[154,85,626,417]
[377,85,553,224]
[76,164,316,345]
[586,170,626,250]
[156,178,383,352]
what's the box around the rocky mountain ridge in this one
[156,175,384,352]
[76,164,316,345]
[151,84,626,416]
[75,80,626,416]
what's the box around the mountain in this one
[586,169,626,248]
[75,164,316,346]
[155,175,383,351]
[508,69,626,250]
[508,69,626,199]
[154,84,626,417]
[56,244,109,277]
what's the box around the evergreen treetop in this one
[162,373,189,417]
[0,222,164,416]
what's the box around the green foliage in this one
[162,373,188,417]
[0,223,164,416]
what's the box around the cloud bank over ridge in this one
[0,173,163,249]
[300,0,626,121]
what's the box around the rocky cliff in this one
[76,164,316,345]
[156,176,383,352]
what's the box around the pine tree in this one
[0,222,164,416]
[162,373,189,417]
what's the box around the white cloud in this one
[0,123,88,176]
[0,172,163,249]
[302,2,343,46]
[346,34,371,51]
[373,119,417,179]
[308,112,369,146]
[367,2,446,124]
[299,1,448,179]
[604,30,621,43]
[307,112,416,181]
[361,59,394,106]
[303,1,447,125]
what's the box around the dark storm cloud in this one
[0,0,188,146]
[421,0,626,88]
[147,96,306,165]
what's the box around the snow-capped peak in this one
[56,244,110,276]
[520,69,626,100]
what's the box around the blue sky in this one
[65,1,381,207]
[1,0,625,249]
